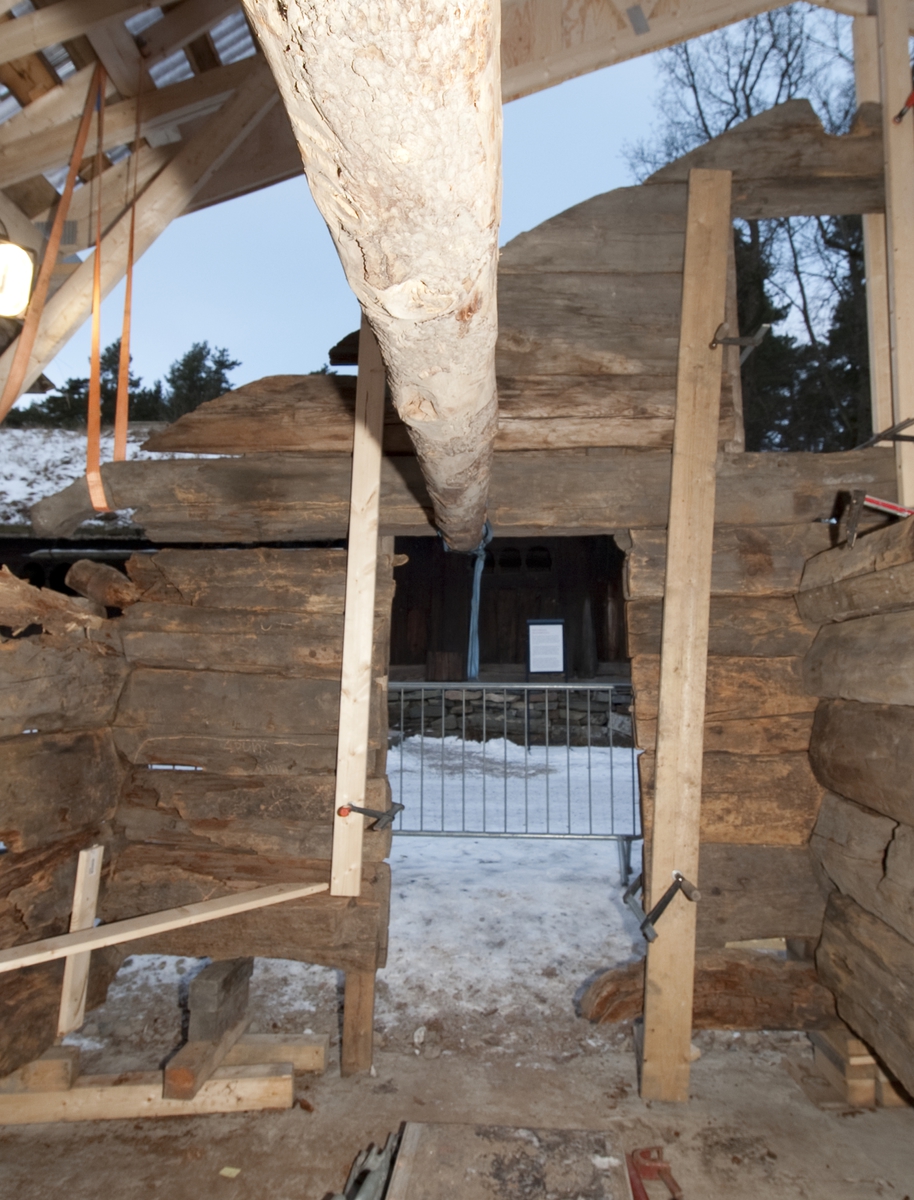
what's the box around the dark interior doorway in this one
[390,535,627,681]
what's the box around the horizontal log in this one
[647,101,883,218]
[626,596,817,657]
[118,770,391,861]
[800,513,914,590]
[125,547,352,610]
[635,713,813,754]
[0,636,129,737]
[101,849,389,971]
[695,843,828,950]
[639,752,823,845]
[810,792,914,945]
[803,611,914,705]
[580,951,836,1029]
[111,730,383,778]
[0,729,124,852]
[64,560,141,609]
[0,881,329,974]
[796,559,914,625]
[631,655,815,721]
[625,524,837,598]
[30,449,896,542]
[114,668,385,744]
[141,370,735,455]
[817,892,914,1098]
[116,603,388,678]
[809,701,914,824]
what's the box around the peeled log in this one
[241,0,501,550]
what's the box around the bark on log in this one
[580,952,836,1029]
[810,791,914,945]
[0,566,104,635]
[803,611,914,705]
[809,700,914,824]
[626,596,817,658]
[239,0,502,549]
[639,751,823,845]
[817,892,914,1098]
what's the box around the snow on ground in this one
[0,426,205,528]
[65,835,645,1073]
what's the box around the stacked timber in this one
[799,519,914,1099]
[0,568,128,1076]
[0,547,396,1076]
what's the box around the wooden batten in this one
[641,168,732,1103]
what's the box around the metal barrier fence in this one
[387,682,642,870]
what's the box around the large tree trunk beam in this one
[241,0,502,550]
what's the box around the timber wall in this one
[626,453,895,956]
[797,520,914,1097]
[0,546,395,1077]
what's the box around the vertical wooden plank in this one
[340,969,375,1076]
[57,844,104,1036]
[877,0,914,502]
[640,168,732,1103]
[854,16,894,435]
[330,315,386,896]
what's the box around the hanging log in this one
[239,0,502,549]
[809,700,914,825]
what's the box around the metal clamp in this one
[843,489,914,548]
[709,322,770,364]
[623,871,701,943]
[337,802,404,831]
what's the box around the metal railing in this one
[387,682,641,870]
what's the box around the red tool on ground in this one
[626,1147,684,1200]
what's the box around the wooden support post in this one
[854,16,894,436]
[340,969,375,1077]
[640,168,732,1103]
[877,0,914,503]
[330,316,386,898]
[57,845,103,1037]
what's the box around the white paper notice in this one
[528,622,564,673]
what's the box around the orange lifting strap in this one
[0,64,105,425]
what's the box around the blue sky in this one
[45,53,659,394]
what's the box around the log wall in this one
[799,519,914,1096]
[0,546,396,1076]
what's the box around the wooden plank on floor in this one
[0,1064,293,1125]
[331,317,386,898]
[640,168,732,1103]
